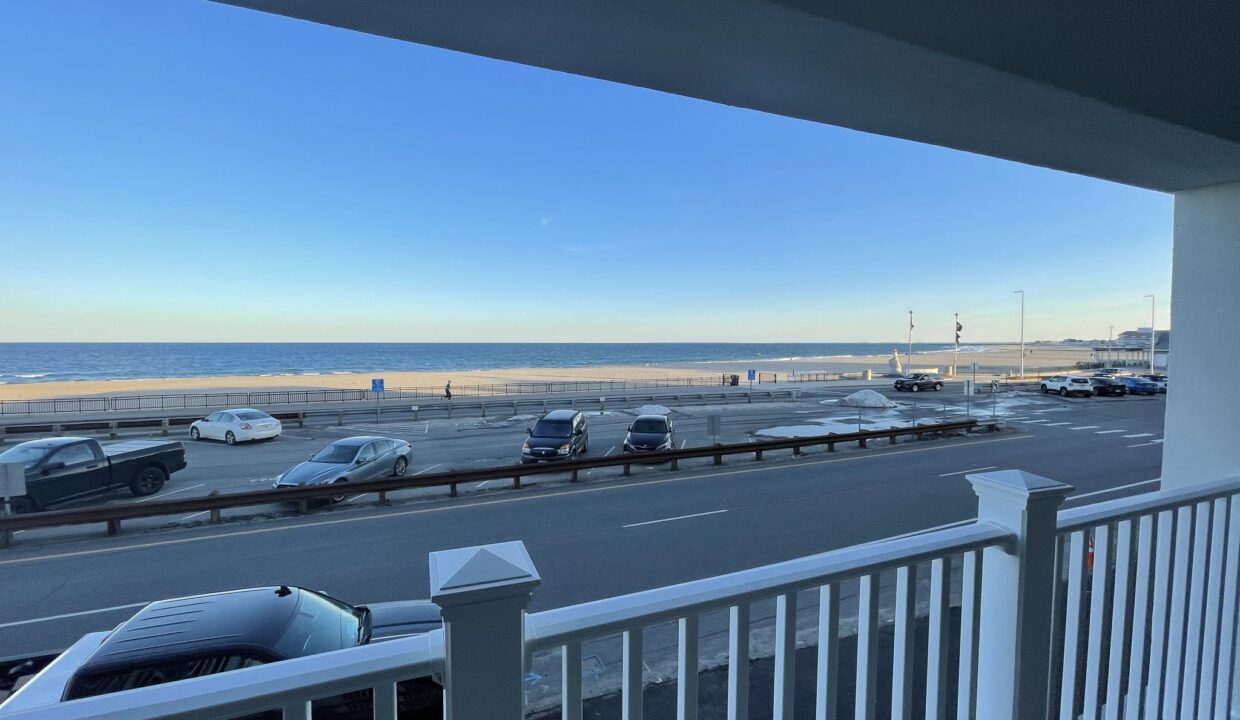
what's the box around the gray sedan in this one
[274,436,412,499]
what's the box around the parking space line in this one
[1124,433,1154,438]
[681,439,688,449]
[604,447,616,457]
[135,483,204,503]
[412,463,443,476]
[1023,419,1050,424]
[1152,439,1164,443]
[1094,430,1126,434]
[1068,426,1100,430]
[938,466,998,477]
[1045,422,1071,427]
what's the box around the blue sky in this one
[0,1,1172,343]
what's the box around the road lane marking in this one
[1123,433,1154,438]
[1069,426,1100,430]
[681,439,688,449]
[278,434,316,440]
[623,509,728,528]
[605,447,616,457]
[1044,422,1071,427]
[1127,442,1160,448]
[0,602,151,630]
[182,511,208,521]
[412,463,443,476]
[0,434,1036,567]
[1068,479,1160,501]
[938,466,998,477]
[1152,439,1164,443]
[135,483,205,503]
[1022,419,1049,424]
[1094,430,1126,434]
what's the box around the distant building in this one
[1092,329,1169,370]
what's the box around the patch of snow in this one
[634,404,672,415]
[507,414,539,422]
[838,389,896,408]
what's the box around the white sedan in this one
[189,408,282,445]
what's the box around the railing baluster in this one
[1179,502,1213,720]
[1163,505,1194,719]
[1104,520,1132,720]
[728,603,750,720]
[1060,530,1089,720]
[816,583,839,720]
[891,565,917,720]
[927,557,950,720]
[956,550,982,720]
[623,629,644,720]
[1125,514,1154,720]
[679,616,699,720]
[855,573,879,720]
[1083,524,1111,720]
[372,681,398,720]
[774,592,797,720]
[563,641,583,720]
[1216,495,1240,719]
[1145,510,1176,720]
[283,701,311,720]
[1197,498,1228,720]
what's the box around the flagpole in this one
[953,312,959,377]
[907,310,913,371]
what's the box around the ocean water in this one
[0,343,981,384]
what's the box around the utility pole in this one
[1144,294,1156,373]
[1014,290,1025,378]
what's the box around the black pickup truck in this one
[0,437,186,513]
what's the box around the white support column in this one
[1164,181,1240,489]
[968,469,1073,720]
[430,540,541,720]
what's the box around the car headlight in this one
[522,441,530,450]
[558,443,571,454]
[658,439,673,450]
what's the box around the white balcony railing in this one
[2,471,1237,720]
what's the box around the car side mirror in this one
[356,458,367,466]
[526,428,533,436]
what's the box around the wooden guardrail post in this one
[793,445,802,456]
[336,411,343,426]
[109,422,118,440]
[623,463,631,476]
[450,482,458,497]
[513,474,521,489]
[0,529,10,548]
[571,468,579,482]
[858,437,868,448]
[754,449,763,460]
[890,430,898,445]
[161,419,169,437]
[298,412,305,429]
[209,507,221,524]
[107,519,120,536]
[52,424,62,437]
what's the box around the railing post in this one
[967,469,1073,720]
[431,541,541,720]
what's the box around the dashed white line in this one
[0,602,151,629]
[1094,430,1126,435]
[938,466,998,477]
[1023,419,1050,424]
[623,509,728,528]
[1127,442,1160,448]
[1044,422,1072,427]
[1070,479,1160,500]
[135,483,204,503]
[1068,426,1100,431]
[1123,433,1154,439]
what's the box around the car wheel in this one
[1059,388,1068,397]
[129,465,167,497]
[911,385,920,392]
[225,431,236,446]
[190,426,201,441]
[331,478,347,503]
[9,496,38,514]
[934,383,943,391]
[1040,385,1048,394]
[394,456,408,476]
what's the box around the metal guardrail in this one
[0,390,798,443]
[0,377,726,416]
[787,371,869,382]
[0,419,994,546]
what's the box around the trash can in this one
[729,374,740,386]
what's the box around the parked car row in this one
[1039,373,1167,398]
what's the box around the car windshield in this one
[235,411,270,421]
[272,591,361,658]
[311,444,360,463]
[631,419,668,433]
[532,420,572,437]
[0,444,51,469]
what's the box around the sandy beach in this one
[0,344,1099,401]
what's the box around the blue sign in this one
[747,369,756,382]
[371,378,385,394]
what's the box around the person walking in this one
[444,380,452,400]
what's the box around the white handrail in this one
[0,631,444,720]
[1056,476,1240,533]
[525,522,1011,651]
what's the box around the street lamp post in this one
[1144,294,1156,373]
[1014,290,1025,378]
[907,310,914,372]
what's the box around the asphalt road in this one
[0,388,1166,660]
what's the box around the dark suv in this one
[522,409,589,463]
[893,374,944,392]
